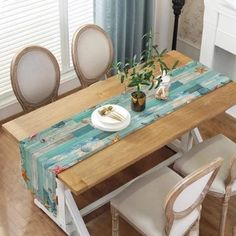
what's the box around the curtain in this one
[94,0,155,63]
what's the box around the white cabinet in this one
[200,0,236,118]
[201,0,236,78]
[216,9,236,55]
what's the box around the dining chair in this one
[173,134,236,236]
[71,24,114,88]
[11,45,60,112]
[111,157,223,236]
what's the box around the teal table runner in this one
[20,61,231,215]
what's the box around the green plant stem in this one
[137,84,141,97]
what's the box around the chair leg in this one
[233,226,236,236]
[111,205,120,236]
[219,196,230,236]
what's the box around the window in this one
[0,0,94,106]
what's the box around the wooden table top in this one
[3,51,236,195]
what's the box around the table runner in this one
[20,61,231,215]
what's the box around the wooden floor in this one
[0,112,236,236]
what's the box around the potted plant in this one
[128,61,154,112]
[113,54,156,112]
[113,33,178,112]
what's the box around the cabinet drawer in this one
[217,13,236,37]
[215,13,236,54]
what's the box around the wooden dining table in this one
[3,51,236,235]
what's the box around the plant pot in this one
[131,91,146,112]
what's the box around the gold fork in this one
[99,106,125,122]
[107,106,126,120]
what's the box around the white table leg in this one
[168,127,203,152]
[167,139,182,153]
[56,179,69,230]
[180,132,193,152]
[64,189,90,236]
[226,105,236,119]
[191,127,203,144]
[167,132,193,152]
[34,179,89,235]
[34,198,74,234]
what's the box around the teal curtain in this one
[94,0,155,63]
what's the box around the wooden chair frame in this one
[11,45,60,112]
[165,158,223,235]
[111,158,223,236]
[207,155,236,236]
[71,24,114,88]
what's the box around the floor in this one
[0,112,235,236]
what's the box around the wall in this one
[177,0,204,60]
[154,0,205,60]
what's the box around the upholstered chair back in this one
[71,24,113,88]
[11,45,60,112]
[164,157,223,236]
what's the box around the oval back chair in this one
[71,24,113,88]
[11,45,60,112]
[164,157,223,235]
[174,134,236,236]
[111,157,223,236]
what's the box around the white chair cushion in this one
[173,171,213,212]
[17,50,57,104]
[174,134,236,194]
[111,167,199,236]
[76,28,111,79]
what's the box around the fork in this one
[99,106,125,122]
[107,106,126,120]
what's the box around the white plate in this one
[91,105,131,132]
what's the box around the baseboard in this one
[177,37,201,61]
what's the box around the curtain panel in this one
[94,0,155,63]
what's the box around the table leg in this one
[34,179,89,236]
[180,131,193,152]
[226,105,236,119]
[64,189,90,236]
[168,128,203,152]
[191,127,203,144]
[167,139,182,153]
